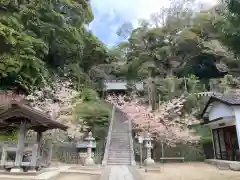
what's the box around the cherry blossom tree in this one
[26,80,87,142]
[106,95,200,145]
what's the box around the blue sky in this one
[89,0,217,47]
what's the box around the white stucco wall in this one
[208,101,234,121]
[208,118,235,129]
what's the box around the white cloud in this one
[90,0,218,45]
[91,0,170,27]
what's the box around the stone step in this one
[109,141,129,143]
[109,146,129,148]
[109,148,130,151]
[108,158,131,161]
[110,142,129,144]
[108,148,130,151]
[109,143,130,145]
[110,139,129,141]
[107,155,131,158]
[108,150,130,152]
[109,143,130,146]
[107,163,131,165]
[107,161,131,164]
[108,149,130,151]
[108,156,131,159]
[111,136,129,138]
[110,141,129,143]
[108,148,130,150]
[111,137,129,139]
[107,161,131,165]
[108,152,131,155]
[103,110,135,166]
[107,159,131,163]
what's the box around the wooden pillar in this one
[36,132,42,168]
[1,144,7,167]
[47,144,53,167]
[14,120,26,170]
[30,144,38,168]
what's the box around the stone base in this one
[145,167,161,173]
[144,158,155,166]
[84,157,95,166]
[28,169,37,173]
[10,168,23,173]
[205,159,240,171]
[229,163,240,171]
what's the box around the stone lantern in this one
[84,131,95,166]
[144,132,155,165]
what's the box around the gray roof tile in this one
[212,93,240,105]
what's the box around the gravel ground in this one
[138,163,240,180]
[55,173,98,180]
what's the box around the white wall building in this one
[202,93,240,161]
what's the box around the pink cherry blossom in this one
[26,80,85,142]
[106,95,200,145]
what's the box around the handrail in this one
[102,105,115,166]
[128,119,136,166]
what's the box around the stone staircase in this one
[102,106,135,166]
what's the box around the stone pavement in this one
[0,166,71,180]
[107,166,141,180]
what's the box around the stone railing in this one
[102,105,115,166]
[128,120,136,166]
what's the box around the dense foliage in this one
[0,0,109,91]
[2,0,240,144]
[105,0,240,144]
[109,0,240,84]
[0,0,112,142]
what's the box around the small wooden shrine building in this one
[201,92,240,161]
[0,100,68,172]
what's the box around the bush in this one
[80,88,99,102]
[75,100,111,127]
[200,136,212,144]
[0,129,18,141]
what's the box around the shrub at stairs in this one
[75,88,111,141]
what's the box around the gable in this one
[208,101,234,121]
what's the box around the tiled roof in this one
[211,93,240,105]
[201,92,240,119]
[0,100,68,131]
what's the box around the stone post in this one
[84,131,95,166]
[144,133,155,165]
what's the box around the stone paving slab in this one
[60,169,102,175]
[0,166,71,180]
[108,166,134,180]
